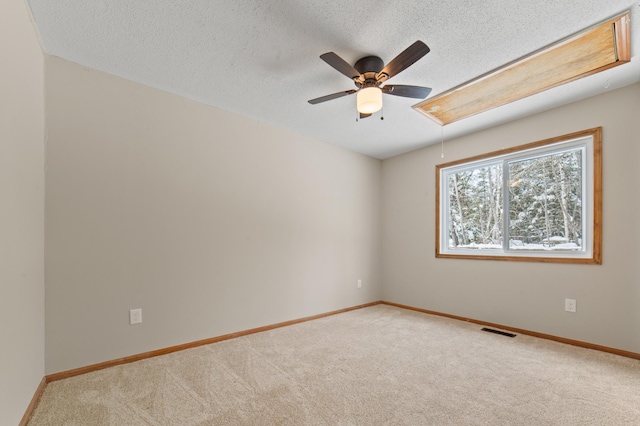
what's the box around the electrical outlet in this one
[565,299,576,313]
[129,308,142,325]
[357,279,362,288]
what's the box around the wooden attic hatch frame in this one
[414,11,631,125]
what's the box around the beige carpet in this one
[29,305,640,425]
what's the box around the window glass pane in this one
[507,148,583,251]
[447,164,503,250]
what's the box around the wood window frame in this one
[435,127,602,264]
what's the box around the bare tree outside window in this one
[508,149,582,251]
[447,164,503,250]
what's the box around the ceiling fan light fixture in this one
[357,87,383,114]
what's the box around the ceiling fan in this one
[308,40,432,119]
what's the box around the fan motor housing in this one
[354,56,384,88]
[354,56,384,74]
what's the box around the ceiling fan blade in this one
[359,113,372,119]
[320,52,362,80]
[308,89,357,105]
[382,85,432,99]
[377,41,430,82]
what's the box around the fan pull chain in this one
[380,105,384,121]
[440,125,445,158]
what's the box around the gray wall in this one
[0,0,45,423]
[44,56,382,374]
[382,84,640,353]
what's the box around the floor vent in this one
[481,327,516,338]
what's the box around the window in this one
[436,128,601,264]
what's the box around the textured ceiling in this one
[27,0,639,159]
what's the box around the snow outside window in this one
[436,128,602,264]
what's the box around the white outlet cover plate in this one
[130,308,142,324]
[565,299,577,313]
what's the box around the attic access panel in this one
[414,12,631,126]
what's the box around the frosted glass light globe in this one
[357,87,383,114]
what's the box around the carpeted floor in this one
[29,304,640,425]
